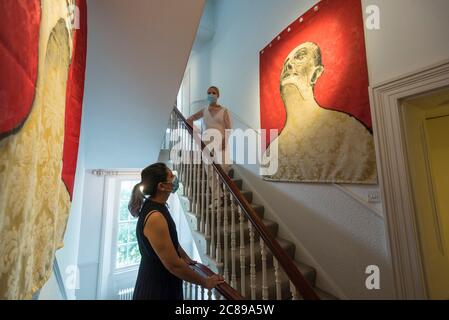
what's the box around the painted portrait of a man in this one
[260,0,377,184]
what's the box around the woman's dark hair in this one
[128,163,169,217]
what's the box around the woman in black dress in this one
[128,163,224,300]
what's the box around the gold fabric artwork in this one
[0,2,73,299]
[263,42,377,184]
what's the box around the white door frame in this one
[369,59,449,299]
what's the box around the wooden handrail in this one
[189,263,244,300]
[173,107,320,300]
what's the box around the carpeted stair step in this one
[209,218,278,248]
[231,260,316,300]
[194,189,253,204]
[207,237,296,277]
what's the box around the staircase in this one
[166,107,336,300]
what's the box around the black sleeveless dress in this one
[133,198,183,300]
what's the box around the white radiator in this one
[117,287,134,300]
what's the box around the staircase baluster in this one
[216,173,222,269]
[194,284,198,300]
[188,128,191,188]
[174,119,178,175]
[248,222,256,300]
[188,134,192,205]
[223,184,229,283]
[177,120,181,176]
[230,197,237,290]
[207,289,212,300]
[181,125,185,192]
[290,281,299,300]
[172,117,176,171]
[175,117,179,159]
[178,121,184,176]
[273,257,282,300]
[181,128,184,194]
[188,128,192,200]
[200,161,206,233]
[205,165,211,255]
[168,113,172,159]
[238,206,246,298]
[195,143,200,214]
[168,113,171,151]
[260,239,268,300]
[193,141,197,213]
[170,112,175,152]
[210,167,216,259]
[196,156,201,215]
[170,114,178,161]
[201,286,205,300]
[184,132,193,198]
[184,125,188,189]
[189,282,193,300]
[190,135,195,211]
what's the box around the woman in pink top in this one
[187,86,232,175]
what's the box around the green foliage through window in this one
[116,180,141,269]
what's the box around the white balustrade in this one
[248,222,256,300]
[273,257,282,300]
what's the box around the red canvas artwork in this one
[0,0,40,138]
[259,0,377,184]
[260,0,371,149]
[63,0,88,198]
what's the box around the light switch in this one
[368,191,381,203]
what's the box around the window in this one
[97,172,142,299]
[115,180,140,269]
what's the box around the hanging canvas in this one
[0,0,87,299]
[260,0,377,184]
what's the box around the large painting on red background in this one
[260,0,377,184]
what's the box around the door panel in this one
[403,102,449,299]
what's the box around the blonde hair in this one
[208,86,220,97]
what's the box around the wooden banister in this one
[189,263,244,300]
[173,107,320,300]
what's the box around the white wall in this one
[76,171,105,299]
[39,272,64,300]
[362,0,449,85]
[185,0,449,299]
[186,0,216,111]
[187,45,213,110]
